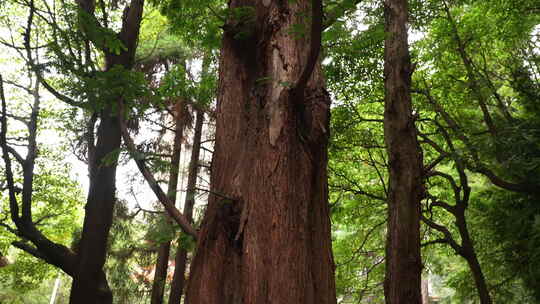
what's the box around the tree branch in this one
[421,214,462,255]
[421,238,447,247]
[323,0,363,30]
[0,74,21,225]
[118,101,198,239]
[443,2,497,138]
[11,241,47,260]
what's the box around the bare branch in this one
[119,101,198,239]
[421,238,447,248]
[421,214,462,255]
[12,241,47,260]
[6,146,25,165]
[194,187,235,201]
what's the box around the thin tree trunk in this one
[0,253,7,267]
[168,109,204,304]
[455,212,492,304]
[422,205,492,304]
[69,105,120,304]
[184,1,336,303]
[49,273,62,304]
[70,0,144,302]
[464,249,492,304]
[421,277,429,304]
[151,243,172,304]
[383,0,424,303]
[150,101,185,304]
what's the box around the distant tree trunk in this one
[0,253,8,267]
[151,100,186,304]
[184,1,336,303]
[151,244,172,304]
[383,0,424,303]
[168,109,204,304]
[421,277,429,304]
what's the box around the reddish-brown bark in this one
[184,1,336,304]
[383,0,424,303]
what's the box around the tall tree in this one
[68,0,145,302]
[150,99,186,304]
[382,0,424,302]
[413,0,540,300]
[168,108,204,304]
[183,0,337,303]
[419,121,492,304]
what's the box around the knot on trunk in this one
[293,87,330,146]
[217,198,244,252]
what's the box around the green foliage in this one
[325,6,389,301]
[0,273,71,304]
[325,0,540,303]
[0,149,84,296]
[150,0,225,49]
[105,201,151,304]
[412,0,540,302]
[77,9,127,55]
[146,215,178,245]
[159,58,218,108]
[59,64,153,112]
[136,7,186,62]
[478,190,540,301]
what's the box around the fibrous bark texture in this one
[184,1,336,304]
[383,0,424,303]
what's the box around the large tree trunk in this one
[151,101,186,304]
[184,1,336,304]
[383,0,424,303]
[168,109,204,304]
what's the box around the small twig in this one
[194,187,235,201]
[421,238,448,248]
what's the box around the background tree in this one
[382,0,424,302]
